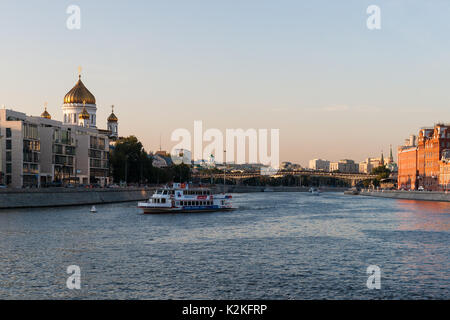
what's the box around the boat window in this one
[176,201,180,206]
[161,198,166,203]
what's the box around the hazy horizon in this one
[1,0,450,166]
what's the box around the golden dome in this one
[64,75,96,105]
[41,107,51,119]
[79,106,90,120]
[107,105,118,122]
[107,113,118,122]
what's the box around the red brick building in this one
[439,150,450,191]
[398,124,450,191]
[397,145,417,190]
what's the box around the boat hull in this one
[138,205,236,214]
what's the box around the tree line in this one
[109,136,190,184]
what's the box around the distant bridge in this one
[192,170,377,186]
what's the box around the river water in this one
[0,192,448,299]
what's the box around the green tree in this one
[371,165,391,187]
[371,165,391,179]
[110,136,153,183]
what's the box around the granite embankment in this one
[0,185,348,209]
[360,190,450,202]
[0,187,154,209]
[214,185,348,193]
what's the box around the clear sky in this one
[1,0,450,166]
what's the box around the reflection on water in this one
[395,200,450,232]
[0,193,448,299]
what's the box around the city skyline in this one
[2,1,450,166]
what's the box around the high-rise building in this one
[329,159,359,173]
[358,158,383,174]
[308,159,330,171]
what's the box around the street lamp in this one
[124,154,129,185]
[223,149,226,192]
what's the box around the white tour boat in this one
[138,183,235,214]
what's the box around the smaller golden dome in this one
[107,105,118,122]
[79,106,90,120]
[41,107,51,119]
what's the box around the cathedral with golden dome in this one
[40,70,119,139]
[62,74,98,127]
[0,70,120,188]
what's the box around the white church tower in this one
[62,68,97,127]
[107,105,119,139]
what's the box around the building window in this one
[6,140,11,150]
[6,163,11,174]
[6,151,11,162]
[6,128,11,138]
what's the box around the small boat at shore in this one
[309,187,321,195]
[138,183,236,214]
[344,187,360,195]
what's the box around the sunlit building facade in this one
[0,73,118,188]
[398,124,450,191]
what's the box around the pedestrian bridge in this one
[192,170,377,186]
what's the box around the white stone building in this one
[0,73,119,188]
[309,159,330,171]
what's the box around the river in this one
[0,192,448,299]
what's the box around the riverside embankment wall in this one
[214,185,348,193]
[0,188,154,209]
[360,190,450,202]
[0,185,347,209]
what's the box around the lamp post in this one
[0,133,3,185]
[223,149,226,192]
[124,154,129,185]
